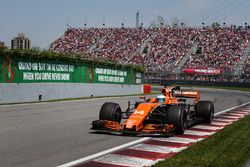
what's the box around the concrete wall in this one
[0,83,142,104]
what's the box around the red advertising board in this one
[183,69,222,75]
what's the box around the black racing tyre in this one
[166,105,186,134]
[99,102,122,123]
[196,101,214,123]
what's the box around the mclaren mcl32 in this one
[91,85,214,135]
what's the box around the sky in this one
[0,0,249,48]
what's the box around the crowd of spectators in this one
[50,27,250,82]
[184,27,249,71]
[50,28,108,53]
[88,28,151,63]
[129,28,199,71]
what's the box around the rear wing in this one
[160,84,200,102]
[174,90,200,102]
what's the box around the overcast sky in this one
[0,0,249,48]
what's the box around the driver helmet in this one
[156,94,166,103]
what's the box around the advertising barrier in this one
[0,54,143,104]
[0,56,141,85]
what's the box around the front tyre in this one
[166,105,187,134]
[99,102,122,123]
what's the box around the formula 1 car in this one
[91,85,214,135]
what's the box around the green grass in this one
[154,115,250,167]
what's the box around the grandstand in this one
[50,26,250,82]
[50,28,108,53]
[242,57,250,82]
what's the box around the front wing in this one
[91,120,175,136]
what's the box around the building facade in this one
[11,33,31,50]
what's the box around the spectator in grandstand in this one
[89,28,151,63]
[184,27,249,71]
[129,28,199,71]
[50,28,108,53]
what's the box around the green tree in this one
[211,22,221,28]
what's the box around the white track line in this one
[214,102,250,116]
[58,101,250,167]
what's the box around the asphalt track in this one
[0,87,250,167]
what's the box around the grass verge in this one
[154,115,250,167]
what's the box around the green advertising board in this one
[0,56,141,85]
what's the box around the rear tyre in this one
[166,105,186,134]
[99,102,122,123]
[196,101,214,123]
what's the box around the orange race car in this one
[91,85,214,135]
